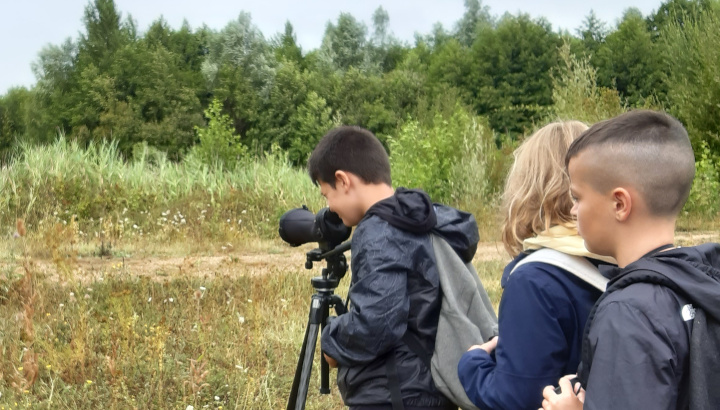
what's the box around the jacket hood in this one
[612,243,720,321]
[366,187,437,234]
[365,188,479,263]
[432,202,480,263]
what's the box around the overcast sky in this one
[1,0,664,94]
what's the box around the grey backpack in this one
[428,234,500,410]
[388,234,499,410]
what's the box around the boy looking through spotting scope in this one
[307,125,479,410]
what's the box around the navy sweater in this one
[458,253,603,410]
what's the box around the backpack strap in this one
[385,352,406,410]
[511,248,608,291]
[402,331,432,370]
[385,331,433,410]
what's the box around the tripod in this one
[287,242,351,410]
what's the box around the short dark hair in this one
[566,110,695,217]
[308,126,392,187]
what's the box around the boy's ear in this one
[334,170,352,192]
[612,187,632,222]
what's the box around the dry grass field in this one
[1,229,717,409]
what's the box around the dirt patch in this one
[4,240,509,282]
[7,232,716,282]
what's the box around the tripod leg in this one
[295,323,320,409]
[320,306,330,394]
[319,294,346,394]
[287,320,311,410]
[287,293,325,410]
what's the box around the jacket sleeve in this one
[320,222,411,367]
[458,264,573,410]
[583,301,682,410]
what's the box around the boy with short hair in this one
[308,126,474,410]
[541,110,720,410]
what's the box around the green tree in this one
[647,0,713,39]
[455,0,493,47]
[469,13,560,135]
[576,10,608,55]
[368,6,405,71]
[319,13,369,71]
[288,91,334,164]
[0,87,31,161]
[273,21,304,68]
[595,8,666,105]
[663,3,720,154]
[78,0,135,72]
[248,60,309,152]
[192,99,247,168]
[203,13,275,96]
[29,39,78,143]
[209,63,261,143]
[330,67,396,138]
[427,39,474,101]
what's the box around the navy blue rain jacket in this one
[457,253,603,409]
[321,188,479,409]
[577,244,720,410]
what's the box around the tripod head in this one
[305,241,350,290]
[305,241,350,279]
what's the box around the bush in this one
[551,41,625,124]
[683,141,720,219]
[663,5,720,154]
[191,99,247,169]
[388,106,505,206]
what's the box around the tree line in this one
[1,0,719,166]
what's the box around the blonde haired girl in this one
[458,121,614,410]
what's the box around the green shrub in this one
[684,141,720,219]
[551,41,625,124]
[388,106,505,208]
[663,4,720,155]
[191,99,247,169]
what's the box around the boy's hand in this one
[467,336,499,354]
[323,353,338,368]
[541,375,584,410]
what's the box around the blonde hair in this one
[501,121,589,257]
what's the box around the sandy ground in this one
[4,231,718,281]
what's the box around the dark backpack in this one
[577,254,720,410]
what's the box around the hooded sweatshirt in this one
[321,188,478,409]
[577,243,720,410]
